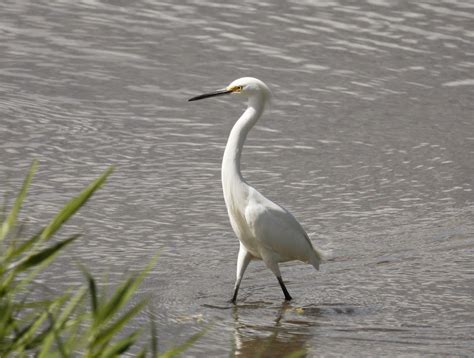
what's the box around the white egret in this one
[189,77,323,303]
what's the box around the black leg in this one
[230,283,240,304]
[277,276,292,301]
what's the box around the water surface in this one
[0,0,473,356]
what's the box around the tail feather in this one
[310,246,330,270]
[310,250,321,270]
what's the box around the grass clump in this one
[0,161,201,357]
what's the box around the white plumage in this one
[189,77,323,303]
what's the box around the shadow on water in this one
[230,302,313,358]
[221,301,362,357]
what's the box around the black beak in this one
[188,88,232,102]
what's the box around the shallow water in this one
[1,0,473,356]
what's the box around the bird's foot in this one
[277,276,293,302]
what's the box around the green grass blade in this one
[37,314,64,358]
[100,330,142,357]
[150,311,158,358]
[135,349,147,358]
[7,229,43,262]
[37,289,85,358]
[0,161,37,242]
[55,287,87,329]
[95,276,135,324]
[11,235,79,273]
[92,299,148,349]
[52,324,69,358]
[59,311,86,355]
[39,166,114,243]
[0,270,16,298]
[24,294,70,353]
[159,329,207,358]
[96,254,158,324]
[0,299,15,343]
[79,266,99,318]
[0,192,7,225]
[9,310,48,351]
[7,235,80,296]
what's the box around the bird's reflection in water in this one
[230,302,319,358]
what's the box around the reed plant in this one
[0,161,201,357]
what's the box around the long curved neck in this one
[222,95,265,189]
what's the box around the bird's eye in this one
[234,86,243,92]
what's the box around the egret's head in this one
[188,77,272,104]
[226,77,272,100]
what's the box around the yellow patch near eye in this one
[228,85,242,92]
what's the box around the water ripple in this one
[1,0,473,356]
